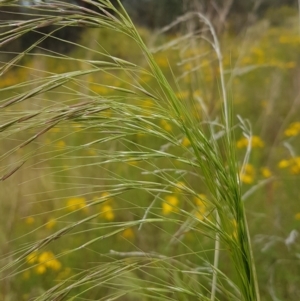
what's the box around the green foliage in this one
[1,1,300,301]
[124,0,183,28]
[265,5,298,26]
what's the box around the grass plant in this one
[1,1,300,301]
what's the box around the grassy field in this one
[1,3,300,301]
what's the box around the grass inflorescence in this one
[1,1,300,301]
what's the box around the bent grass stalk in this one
[0,1,260,300]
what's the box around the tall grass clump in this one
[0,1,260,300]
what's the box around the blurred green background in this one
[0,1,300,300]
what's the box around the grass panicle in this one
[0,1,262,300]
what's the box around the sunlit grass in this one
[0,1,300,301]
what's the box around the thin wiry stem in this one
[211,211,220,301]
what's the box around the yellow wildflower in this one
[181,137,191,147]
[278,159,290,168]
[261,167,272,178]
[141,99,155,116]
[183,63,192,71]
[46,218,56,230]
[139,73,152,83]
[55,140,66,149]
[290,157,300,175]
[278,157,300,174]
[236,135,264,149]
[162,195,179,215]
[236,137,248,148]
[35,264,46,275]
[160,120,172,132]
[26,251,38,264]
[155,56,169,68]
[38,251,61,271]
[252,136,265,147]
[244,164,255,174]
[175,90,189,99]
[193,90,202,98]
[240,174,254,184]
[279,35,300,45]
[25,216,35,225]
[174,181,187,193]
[142,99,154,108]
[194,194,207,205]
[241,56,252,65]
[240,164,255,184]
[38,251,53,263]
[101,204,114,221]
[284,122,300,137]
[295,213,300,220]
[66,197,87,211]
[101,192,113,202]
[251,47,264,57]
[46,258,62,271]
[121,228,135,240]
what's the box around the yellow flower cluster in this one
[0,66,28,88]
[279,35,300,45]
[236,135,264,149]
[260,167,272,178]
[162,195,179,215]
[46,218,57,230]
[142,99,154,108]
[155,55,169,68]
[173,181,187,193]
[278,157,300,174]
[162,189,208,220]
[66,197,87,212]
[98,192,115,221]
[175,90,189,99]
[140,99,155,116]
[25,216,35,225]
[181,137,191,147]
[284,122,300,137]
[240,164,255,184]
[121,228,135,239]
[183,63,193,71]
[160,119,172,132]
[100,204,115,221]
[26,251,61,274]
[55,140,66,149]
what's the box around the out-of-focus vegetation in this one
[0,0,299,57]
[0,1,300,301]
